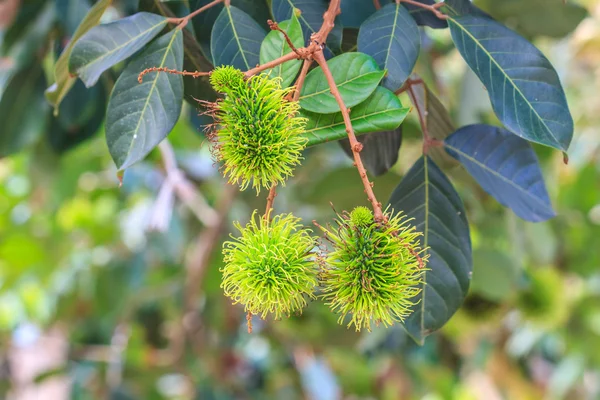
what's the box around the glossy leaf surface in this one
[388,156,472,344]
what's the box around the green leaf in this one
[357,3,421,91]
[211,5,266,69]
[408,83,458,168]
[339,127,402,176]
[69,12,168,87]
[106,29,184,170]
[448,15,573,151]
[259,14,303,87]
[0,65,49,158]
[388,156,472,344]
[46,0,111,113]
[299,52,385,114]
[48,79,106,153]
[300,86,408,146]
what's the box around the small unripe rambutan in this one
[221,211,318,320]
[207,66,308,193]
[317,207,427,332]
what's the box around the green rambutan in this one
[317,207,427,332]
[221,211,318,321]
[207,66,307,193]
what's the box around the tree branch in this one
[313,51,384,222]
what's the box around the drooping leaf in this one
[300,52,385,114]
[211,5,266,69]
[388,156,472,344]
[0,65,49,157]
[69,12,168,87]
[48,79,106,153]
[271,0,343,56]
[407,82,457,168]
[106,29,184,170]
[444,124,555,222]
[46,0,111,113]
[448,15,573,151]
[339,127,402,176]
[192,0,270,60]
[358,3,420,91]
[259,15,304,87]
[300,86,408,146]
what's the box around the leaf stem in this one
[166,0,225,28]
[405,77,443,153]
[265,186,277,217]
[398,0,448,20]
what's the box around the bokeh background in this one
[1,0,600,399]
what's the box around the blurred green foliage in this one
[1,0,600,399]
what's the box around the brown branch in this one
[244,51,302,77]
[313,51,384,222]
[292,59,313,102]
[138,67,210,83]
[373,0,382,10]
[268,19,302,56]
[166,0,224,28]
[265,186,277,217]
[398,0,448,20]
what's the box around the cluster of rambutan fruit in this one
[205,66,428,332]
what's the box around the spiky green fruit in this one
[318,207,427,332]
[221,211,318,320]
[208,66,307,193]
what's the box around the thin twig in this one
[166,0,224,27]
[265,186,277,217]
[268,19,302,56]
[157,140,218,227]
[292,59,313,102]
[313,51,384,222]
[138,67,210,83]
[398,0,448,20]
[245,51,302,77]
[373,0,381,10]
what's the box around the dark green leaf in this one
[106,30,184,170]
[300,86,408,146]
[339,127,402,176]
[445,124,555,222]
[46,0,111,113]
[388,156,472,344]
[271,0,343,56]
[192,0,270,60]
[259,15,304,87]
[56,0,91,36]
[48,79,106,153]
[448,15,573,151]
[0,65,49,157]
[408,83,457,168]
[69,12,168,87]
[358,3,420,91]
[300,52,385,114]
[211,5,266,69]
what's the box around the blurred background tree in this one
[1,0,599,399]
